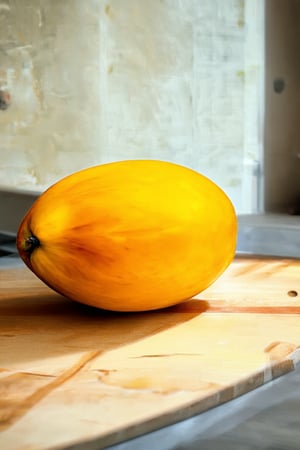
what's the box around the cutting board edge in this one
[47,357,297,450]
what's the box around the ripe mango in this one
[16,160,237,311]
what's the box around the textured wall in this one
[0,1,102,187]
[0,0,263,213]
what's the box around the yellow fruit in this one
[16,160,237,311]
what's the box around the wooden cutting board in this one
[0,256,300,450]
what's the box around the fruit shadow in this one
[0,278,209,368]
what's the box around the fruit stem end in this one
[24,235,40,254]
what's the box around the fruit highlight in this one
[17,160,237,311]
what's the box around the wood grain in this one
[0,256,299,450]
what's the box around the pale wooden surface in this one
[0,256,300,450]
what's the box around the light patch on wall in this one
[0,0,102,188]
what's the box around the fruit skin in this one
[16,160,237,312]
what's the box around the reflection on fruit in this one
[16,160,237,312]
